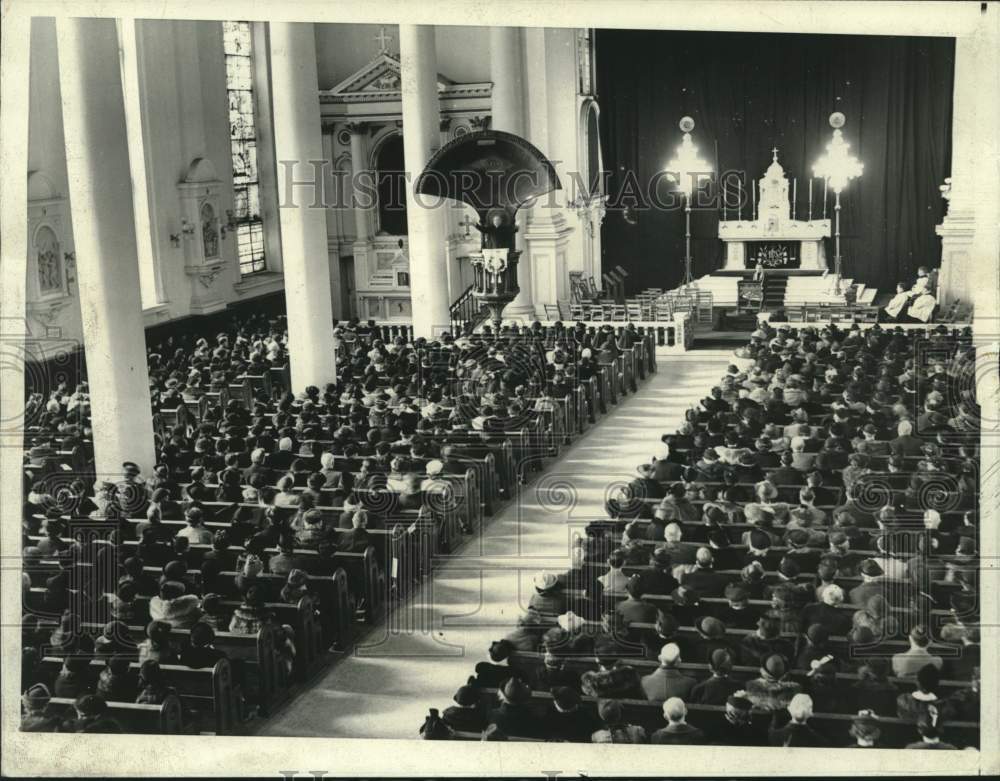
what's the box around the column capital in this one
[439,116,453,132]
[470,115,491,131]
[345,121,369,135]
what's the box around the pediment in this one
[326,53,453,98]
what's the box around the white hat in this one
[557,611,583,633]
[658,643,681,666]
[534,571,558,591]
[426,459,444,477]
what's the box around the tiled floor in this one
[259,350,733,739]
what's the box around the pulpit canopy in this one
[414,130,561,223]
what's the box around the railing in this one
[449,283,491,334]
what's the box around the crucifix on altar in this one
[718,148,831,271]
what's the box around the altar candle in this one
[792,178,797,220]
[823,179,828,219]
[752,180,756,222]
[723,178,727,221]
[737,178,742,222]
[808,178,813,222]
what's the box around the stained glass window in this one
[224,21,266,275]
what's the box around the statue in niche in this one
[35,226,62,294]
[475,210,517,250]
[201,202,219,260]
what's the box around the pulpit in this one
[718,151,831,271]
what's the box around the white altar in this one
[718,150,831,271]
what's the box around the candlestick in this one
[752,179,756,222]
[792,178,797,221]
[823,178,828,219]
[808,178,813,222]
[737,178,742,223]
[723,177,728,221]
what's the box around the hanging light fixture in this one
[812,112,863,295]
[666,117,711,288]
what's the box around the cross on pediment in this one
[374,26,392,55]
[771,147,779,162]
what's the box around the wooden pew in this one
[33,656,240,735]
[45,695,184,734]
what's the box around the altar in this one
[718,150,831,271]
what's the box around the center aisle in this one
[259,349,733,739]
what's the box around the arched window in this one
[579,100,605,198]
[225,21,266,274]
[35,226,64,296]
[375,133,407,236]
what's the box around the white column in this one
[937,12,1000,314]
[0,12,31,636]
[269,22,337,388]
[322,129,344,319]
[56,17,156,475]
[399,25,450,338]
[489,27,526,137]
[347,122,372,247]
[490,26,535,320]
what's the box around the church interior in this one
[3,2,998,771]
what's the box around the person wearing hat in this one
[590,698,647,744]
[745,651,800,712]
[58,694,123,734]
[896,663,956,724]
[651,697,707,745]
[707,692,765,746]
[892,625,944,678]
[53,654,94,699]
[713,582,754,630]
[268,533,305,577]
[767,692,826,747]
[639,643,696,702]
[486,676,539,739]
[179,621,227,669]
[639,609,684,661]
[743,527,782,571]
[846,709,883,748]
[581,638,643,700]
[614,462,665,520]
[637,548,678,599]
[440,677,486,733]
[149,579,203,630]
[529,571,566,616]
[768,450,804,488]
[615,574,657,626]
[545,686,598,742]
[20,683,59,732]
[689,648,739,706]
[848,558,886,608]
[905,705,959,750]
[690,616,730,665]
[94,620,135,658]
[96,655,136,702]
[650,442,684,483]
[852,423,891,457]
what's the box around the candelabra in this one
[666,116,711,287]
[812,112,863,296]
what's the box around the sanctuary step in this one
[763,274,787,306]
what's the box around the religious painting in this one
[35,225,63,295]
[201,202,220,260]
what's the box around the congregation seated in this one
[426,321,980,748]
[20,309,655,735]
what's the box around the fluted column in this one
[56,17,156,474]
[399,25,450,337]
[269,22,337,388]
[347,122,372,246]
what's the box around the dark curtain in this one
[596,30,954,293]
